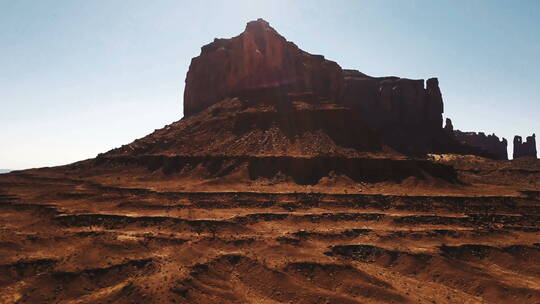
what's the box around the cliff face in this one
[339,72,445,155]
[184,19,451,156]
[443,119,508,160]
[340,73,443,133]
[513,134,537,159]
[184,19,343,116]
[453,131,508,160]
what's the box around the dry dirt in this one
[1,159,539,304]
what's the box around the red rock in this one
[182,19,530,160]
[183,19,451,156]
[444,118,454,132]
[184,19,343,116]
[513,134,537,159]
[443,118,508,160]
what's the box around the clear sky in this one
[1,0,539,169]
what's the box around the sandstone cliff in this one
[513,134,537,159]
[444,119,508,160]
[183,19,458,157]
[340,72,445,155]
[341,72,443,134]
[184,19,343,117]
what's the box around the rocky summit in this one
[184,19,343,117]
[0,19,539,304]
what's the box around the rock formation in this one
[445,119,508,160]
[444,118,454,132]
[94,19,479,185]
[183,18,464,157]
[184,19,343,117]
[453,131,508,160]
[513,134,537,159]
[340,72,445,155]
[341,72,443,134]
[103,17,532,185]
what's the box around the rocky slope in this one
[81,96,457,190]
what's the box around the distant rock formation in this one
[443,118,508,160]
[454,131,508,160]
[513,134,537,159]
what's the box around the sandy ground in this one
[1,167,539,304]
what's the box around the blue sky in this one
[1,0,538,169]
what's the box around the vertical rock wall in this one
[513,134,537,159]
[184,19,343,117]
